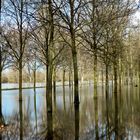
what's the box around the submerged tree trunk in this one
[74,104,79,140]
[63,69,66,111]
[94,97,99,140]
[34,90,37,136]
[19,99,23,140]
[72,48,79,104]
[114,88,118,140]
[114,60,118,139]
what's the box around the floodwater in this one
[0,84,140,140]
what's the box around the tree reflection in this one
[19,99,23,140]
[94,98,99,140]
[34,90,38,138]
[74,103,79,140]
[114,86,118,140]
[105,90,110,140]
[63,83,66,112]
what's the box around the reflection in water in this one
[19,100,23,140]
[63,84,66,112]
[46,111,53,140]
[34,90,37,138]
[114,89,118,140]
[75,104,79,140]
[0,85,140,139]
[94,98,99,140]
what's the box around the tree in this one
[54,0,85,104]
[3,0,30,100]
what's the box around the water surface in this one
[1,85,140,140]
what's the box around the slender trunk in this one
[105,65,109,98]
[114,60,118,139]
[69,70,71,88]
[139,61,140,86]
[72,48,79,104]
[0,2,4,127]
[46,1,54,139]
[114,89,118,140]
[106,94,110,140]
[70,0,79,104]
[0,47,2,116]
[112,70,114,93]
[114,62,118,95]
[19,61,22,101]
[92,0,98,99]
[53,68,56,107]
[94,98,99,140]
[33,69,36,91]
[102,67,104,89]
[19,0,23,101]
[94,55,97,98]
[119,60,122,92]
[46,64,53,112]
[63,69,66,111]
[63,69,65,89]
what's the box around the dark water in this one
[1,84,140,140]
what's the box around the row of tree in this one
[0,0,140,138]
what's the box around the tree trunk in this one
[46,65,53,112]
[94,98,99,140]
[94,55,98,98]
[53,68,56,107]
[33,69,36,91]
[139,61,140,86]
[114,61,118,140]
[70,0,79,104]
[46,1,54,139]
[92,0,98,99]
[0,0,4,127]
[19,60,22,101]
[0,46,2,116]
[63,69,66,111]
[69,70,71,88]
[102,67,104,89]
[119,60,122,93]
[105,65,109,98]
[72,48,79,104]
[114,62,118,95]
